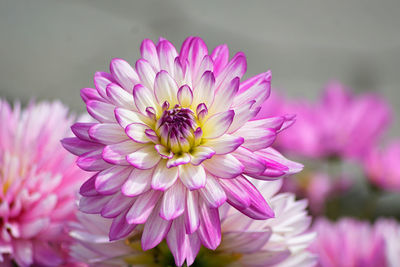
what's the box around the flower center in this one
[156,106,200,153]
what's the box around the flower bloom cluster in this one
[364,141,400,191]
[68,179,315,266]
[62,36,303,265]
[310,218,400,267]
[260,82,391,160]
[0,100,88,266]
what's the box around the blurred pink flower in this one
[364,141,400,191]
[310,218,400,267]
[68,179,315,266]
[282,172,352,214]
[260,82,391,160]
[0,100,88,266]
[62,36,302,265]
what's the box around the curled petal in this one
[199,175,227,208]
[177,85,193,107]
[202,110,234,139]
[86,100,116,123]
[103,140,145,165]
[109,210,137,241]
[133,84,158,115]
[95,166,132,195]
[125,123,151,143]
[154,70,179,106]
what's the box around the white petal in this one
[179,164,206,190]
[126,145,161,169]
[202,110,234,139]
[151,160,179,191]
[160,182,185,220]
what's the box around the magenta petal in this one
[202,154,244,179]
[95,166,132,195]
[77,149,113,171]
[215,51,247,90]
[197,199,221,250]
[204,134,244,155]
[94,71,115,99]
[160,182,185,220]
[78,195,112,214]
[122,168,153,197]
[102,140,144,165]
[233,147,267,175]
[126,190,161,224]
[235,71,271,108]
[166,216,187,266]
[71,122,96,141]
[184,190,200,234]
[110,58,139,91]
[141,204,172,250]
[199,175,227,208]
[211,44,229,77]
[157,39,178,74]
[86,100,116,123]
[109,210,137,241]
[219,178,251,210]
[135,59,157,91]
[79,174,98,197]
[185,234,202,266]
[141,39,160,70]
[126,145,161,169]
[80,87,103,103]
[101,192,133,218]
[89,123,127,145]
[61,137,102,156]
[235,176,274,220]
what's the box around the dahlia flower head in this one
[310,218,400,267]
[0,100,88,266]
[258,83,391,160]
[62,36,303,265]
[364,141,400,192]
[68,179,315,267]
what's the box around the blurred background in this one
[0,0,399,135]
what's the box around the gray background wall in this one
[0,0,399,135]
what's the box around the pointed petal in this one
[71,122,96,141]
[203,134,243,154]
[179,164,206,190]
[185,190,200,234]
[199,175,227,208]
[133,84,158,115]
[211,44,229,76]
[141,205,172,250]
[122,168,153,197]
[202,154,244,178]
[192,71,215,107]
[166,216,186,267]
[234,71,271,108]
[157,39,178,74]
[89,123,127,145]
[202,110,234,139]
[109,210,137,241]
[125,123,151,143]
[115,107,151,128]
[151,160,179,191]
[177,85,193,107]
[154,70,179,105]
[160,182,185,220]
[77,149,113,171]
[210,77,239,114]
[61,137,103,156]
[106,83,136,109]
[86,100,116,123]
[126,190,161,224]
[197,199,221,250]
[190,146,215,165]
[135,59,157,91]
[126,145,161,169]
[110,58,139,91]
[101,192,134,218]
[103,140,145,165]
[94,72,115,99]
[141,39,160,70]
[95,166,132,195]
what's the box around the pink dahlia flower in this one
[259,82,391,160]
[68,179,315,266]
[62,36,302,265]
[0,100,88,266]
[310,218,400,267]
[364,141,400,191]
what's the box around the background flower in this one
[0,100,88,266]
